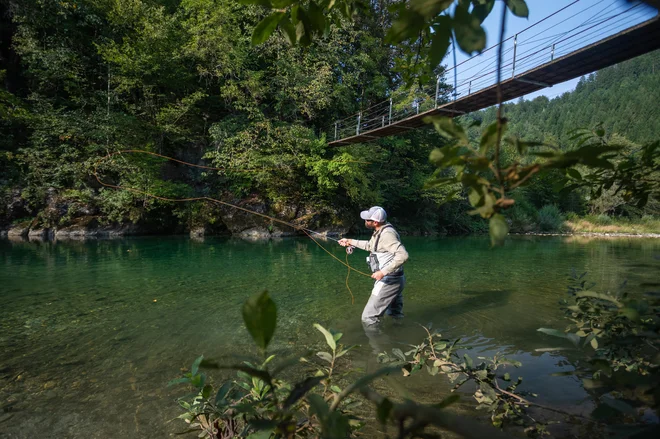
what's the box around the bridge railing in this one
[325,0,657,144]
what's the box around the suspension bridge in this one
[327,0,660,147]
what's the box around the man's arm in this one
[338,238,371,251]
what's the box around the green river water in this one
[1,235,659,438]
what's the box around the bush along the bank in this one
[537,205,565,232]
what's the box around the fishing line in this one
[92,149,373,303]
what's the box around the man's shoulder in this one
[381,225,401,238]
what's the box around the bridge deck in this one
[328,17,660,147]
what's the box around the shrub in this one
[538,205,564,232]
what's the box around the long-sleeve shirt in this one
[351,224,409,275]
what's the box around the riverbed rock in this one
[53,216,141,238]
[238,227,271,239]
[28,228,51,239]
[7,226,29,237]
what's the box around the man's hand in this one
[371,270,385,281]
[338,238,351,247]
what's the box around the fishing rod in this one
[92,149,369,302]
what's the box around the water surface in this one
[1,235,658,437]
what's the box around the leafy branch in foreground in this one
[246,1,529,83]
[538,266,660,433]
[425,119,660,246]
[376,324,552,436]
[170,290,515,438]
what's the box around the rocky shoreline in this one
[2,226,659,242]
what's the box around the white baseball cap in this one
[360,206,387,222]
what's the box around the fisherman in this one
[338,206,409,329]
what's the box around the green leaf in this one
[231,364,273,385]
[387,9,425,43]
[453,4,486,54]
[463,353,473,369]
[506,0,529,18]
[424,116,468,145]
[567,168,582,180]
[575,291,623,308]
[314,323,336,351]
[472,0,495,23]
[411,0,453,18]
[429,20,452,68]
[307,393,330,419]
[191,355,204,376]
[317,351,333,363]
[376,398,393,424]
[243,291,277,350]
[252,12,286,46]
[308,1,325,36]
[283,376,325,409]
[336,345,357,358]
[167,376,190,387]
[215,381,233,406]
[479,121,500,155]
[392,348,406,362]
[489,213,508,247]
[279,16,297,46]
[537,328,570,339]
[590,337,599,349]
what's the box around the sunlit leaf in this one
[489,213,508,247]
[317,351,333,363]
[314,323,336,351]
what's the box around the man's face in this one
[364,220,376,230]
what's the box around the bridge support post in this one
[388,98,392,125]
[334,122,338,140]
[382,116,385,127]
[512,34,518,78]
[468,80,472,95]
[435,76,441,108]
[551,43,555,61]
[356,113,361,135]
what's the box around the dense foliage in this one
[1,1,657,237]
[1,0,453,234]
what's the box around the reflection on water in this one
[1,235,658,437]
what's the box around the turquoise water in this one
[1,235,659,437]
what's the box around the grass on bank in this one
[563,214,660,234]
